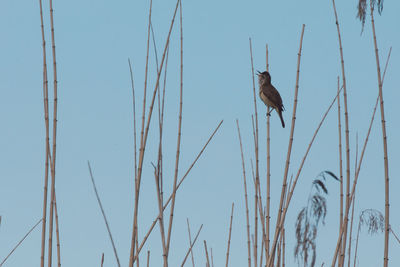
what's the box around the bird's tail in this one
[277,110,285,128]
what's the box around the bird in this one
[257,71,285,128]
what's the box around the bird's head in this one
[257,71,271,84]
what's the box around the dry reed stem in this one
[128,59,138,186]
[331,2,351,266]
[186,219,195,267]
[166,1,184,257]
[265,43,271,265]
[0,219,42,267]
[54,194,61,267]
[259,232,264,267]
[331,47,392,267]
[347,192,356,267]
[149,19,170,266]
[337,76,344,235]
[147,251,150,267]
[129,0,153,263]
[211,248,214,267]
[100,253,104,267]
[46,0,59,266]
[181,224,203,267]
[38,0,50,266]
[134,120,223,260]
[370,6,390,266]
[270,80,341,267]
[267,24,305,267]
[252,167,268,261]
[248,38,259,267]
[282,228,285,267]
[129,1,181,265]
[225,203,235,267]
[152,163,168,264]
[236,120,252,267]
[204,241,210,267]
[88,162,121,267]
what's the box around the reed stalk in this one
[370,5,390,266]
[267,24,305,267]
[236,120,252,267]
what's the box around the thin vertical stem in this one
[268,24,305,267]
[331,1,351,265]
[186,219,195,267]
[265,44,271,264]
[370,6,390,266]
[38,0,50,266]
[100,253,104,267]
[347,193,356,267]
[54,194,61,267]
[147,251,150,267]
[152,162,167,266]
[181,224,203,267]
[211,248,214,267]
[225,203,234,267]
[249,38,259,267]
[204,241,210,267]
[282,228,286,267]
[166,1,184,257]
[129,0,152,263]
[128,59,138,187]
[88,162,121,267]
[337,76,344,237]
[47,0,59,265]
[236,120,252,267]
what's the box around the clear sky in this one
[0,0,399,266]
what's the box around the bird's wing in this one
[262,84,284,110]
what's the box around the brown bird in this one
[257,71,285,128]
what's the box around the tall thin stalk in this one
[166,1,184,258]
[248,38,259,267]
[331,1,351,265]
[54,194,61,267]
[225,203,234,267]
[267,24,305,267]
[204,241,210,267]
[236,120,252,267]
[186,219,195,267]
[47,0,59,265]
[370,5,390,266]
[129,0,153,263]
[337,76,344,236]
[88,162,121,267]
[347,193,356,267]
[38,0,50,266]
[128,59,138,187]
[265,44,271,264]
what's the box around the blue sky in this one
[0,0,399,266]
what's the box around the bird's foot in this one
[266,112,271,117]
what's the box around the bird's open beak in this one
[256,70,261,75]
